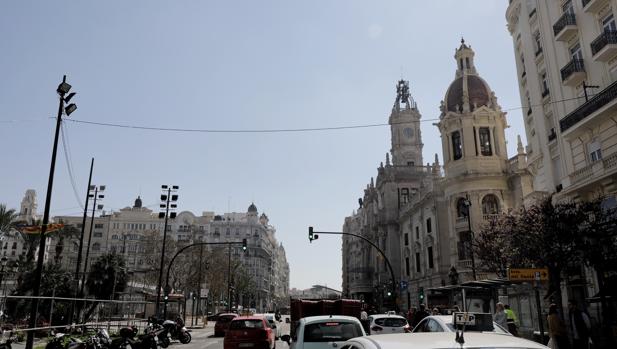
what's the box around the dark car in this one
[215,313,238,337]
[224,316,274,349]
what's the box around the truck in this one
[289,298,362,339]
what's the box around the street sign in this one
[400,281,408,290]
[508,268,549,281]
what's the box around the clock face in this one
[403,127,413,138]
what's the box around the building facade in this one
[342,42,535,312]
[20,195,290,311]
[506,0,617,303]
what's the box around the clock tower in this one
[389,80,424,167]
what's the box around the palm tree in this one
[81,253,128,321]
[0,204,18,233]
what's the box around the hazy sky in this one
[0,1,522,290]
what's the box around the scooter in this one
[161,318,191,344]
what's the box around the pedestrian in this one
[406,307,416,327]
[412,304,429,328]
[432,307,440,316]
[493,302,508,329]
[568,300,591,349]
[547,303,570,349]
[504,304,519,336]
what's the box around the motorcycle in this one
[161,318,191,344]
[111,326,157,349]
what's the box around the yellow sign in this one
[508,268,549,281]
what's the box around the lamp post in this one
[462,196,477,281]
[26,76,77,349]
[80,185,106,296]
[155,185,179,318]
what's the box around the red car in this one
[215,313,238,337]
[224,316,275,349]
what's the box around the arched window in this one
[452,131,462,160]
[479,127,492,156]
[456,198,468,218]
[482,194,500,214]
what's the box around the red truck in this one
[289,298,362,338]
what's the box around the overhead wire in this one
[60,121,84,210]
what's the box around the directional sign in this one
[508,268,549,281]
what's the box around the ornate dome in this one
[445,75,492,113]
[248,202,258,213]
[134,196,142,208]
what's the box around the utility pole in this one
[463,196,478,281]
[26,75,78,349]
[155,185,178,318]
[70,158,94,324]
[196,244,203,320]
[227,244,232,312]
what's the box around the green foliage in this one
[0,204,18,233]
[85,253,128,300]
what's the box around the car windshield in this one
[304,322,363,342]
[229,320,264,329]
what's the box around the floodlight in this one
[99,185,106,191]
[57,81,72,94]
[172,185,179,190]
[159,212,165,219]
[64,92,77,103]
[162,185,168,189]
[161,195,167,201]
[171,195,178,201]
[170,212,177,219]
[65,103,77,116]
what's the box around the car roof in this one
[301,315,361,324]
[370,314,406,320]
[218,313,238,318]
[231,316,265,321]
[348,332,547,349]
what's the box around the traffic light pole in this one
[309,228,398,311]
[163,240,247,319]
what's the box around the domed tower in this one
[437,39,509,178]
[247,202,258,224]
[389,80,423,167]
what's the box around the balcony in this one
[553,13,578,41]
[560,80,617,134]
[582,0,609,14]
[569,152,617,186]
[591,31,617,62]
[560,58,586,86]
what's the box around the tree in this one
[6,263,73,325]
[81,253,128,321]
[0,204,18,233]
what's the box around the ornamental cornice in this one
[506,0,521,34]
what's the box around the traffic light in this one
[164,295,169,301]
[418,287,425,303]
[242,238,247,251]
[308,226,319,243]
[387,291,392,297]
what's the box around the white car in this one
[281,315,365,349]
[263,313,280,339]
[412,314,511,334]
[342,332,549,349]
[367,314,410,335]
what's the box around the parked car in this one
[215,313,239,337]
[367,314,410,335]
[263,313,279,339]
[343,332,548,349]
[281,315,365,349]
[224,316,275,349]
[412,314,510,335]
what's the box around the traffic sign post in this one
[508,268,549,282]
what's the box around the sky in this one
[0,1,522,290]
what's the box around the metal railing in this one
[553,13,577,36]
[560,80,617,132]
[591,30,617,56]
[560,58,585,81]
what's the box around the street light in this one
[462,196,477,281]
[155,185,179,318]
[80,184,106,296]
[26,76,78,349]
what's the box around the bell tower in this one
[389,80,423,167]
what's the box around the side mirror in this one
[281,334,291,344]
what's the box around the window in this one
[457,198,469,218]
[405,257,410,276]
[457,231,472,260]
[541,72,549,96]
[404,233,409,246]
[401,188,410,205]
[415,226,419,240]
[94,232,103,238]
[426,218,432,233]
[479,128,492,156]
[303,322,363,342]
[112,235,118,240]
[94,223,104,229]
[570,42,583,61]
[226,228,230,236]
[451,131,462,160]
[589,140,602,162]
[427,247,434,269]
[562,0,573,14]
[11,242,17,250]
[533,31,542,54]
[415,252,421,273]
[482,195,500,215]
[602,14,616,32]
